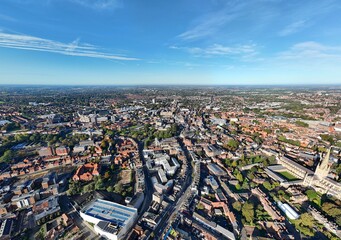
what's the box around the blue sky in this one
[0,0,341,85]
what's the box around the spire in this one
[320,147,331,170]
[155,138,160,147]
[315,147,331,179]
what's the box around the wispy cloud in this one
[278,1,339,37]
[177,13,238,41]
[278,20,308,36]
[177,0,340,42]
[9,0,122,10]
[0,14,17,22]
[277,41,341,60]
[69,0,121,10]
[171,43,259,61]
[177,1,246,41]
[0,32,139,60]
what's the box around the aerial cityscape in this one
[0,86,339,240]
[1,0,341,240]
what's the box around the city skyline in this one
[1,0,341,85]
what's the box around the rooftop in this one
[207,163,226,176]
[82,199,137,227]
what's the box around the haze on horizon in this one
[1,0,341,85]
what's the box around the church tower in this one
[154,138,160,147]
[314,147,332,179]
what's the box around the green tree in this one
[100,139,109,152]
[95,177,104,190]
[114,183,123,193]
[83,182,95,193]
[295,121,309,128]
[232,201,242,212]
[231,160,238,168]
[247,171,255,180]
[294,213,316,237]
[242,202,255,224]
[322,202,341,219]
[225,139,239,151]
[196,203,205,210]
[305,189,321,206]
[234,169,244,182]
[263,181,274,191]
[0,150,14,163]
[320,134,334,145]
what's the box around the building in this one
[55,146,69,156]
[38,147,54,157]
[206,175,219,190]
[42,172,57,189]
[314,148,331,179]
[278,155,314,179]
[154,155,179,177]
[334,123,341,132]
[0,219,12,239]
[11,190,39,209]
[207,163,227,176]
[127,192,144,210]
[204,145,222,157]
[277,201,299,220]
[158,169,167,183]
[73,163,100,181]
[34,196,61,224]
[80,199,138,240]
[278,149,341,200]
[215,188,227,202]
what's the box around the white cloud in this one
[278,20,308,36]
[0,32,139,61]
[278,41,341,60]
[171,43,259,61]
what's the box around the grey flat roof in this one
[83,199,137,227]
[207,163,226,176]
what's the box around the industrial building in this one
[80,199,138,240]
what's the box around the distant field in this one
[277,171,298,181]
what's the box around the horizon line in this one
[1,83,341,87]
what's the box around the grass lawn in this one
[305,189,322,206]
[277,171,299,181]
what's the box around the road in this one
[155,138,194,239]
[155,182,193,239]
[59,194,100,240]
[121,141,154,240]
[137,141,154,219]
